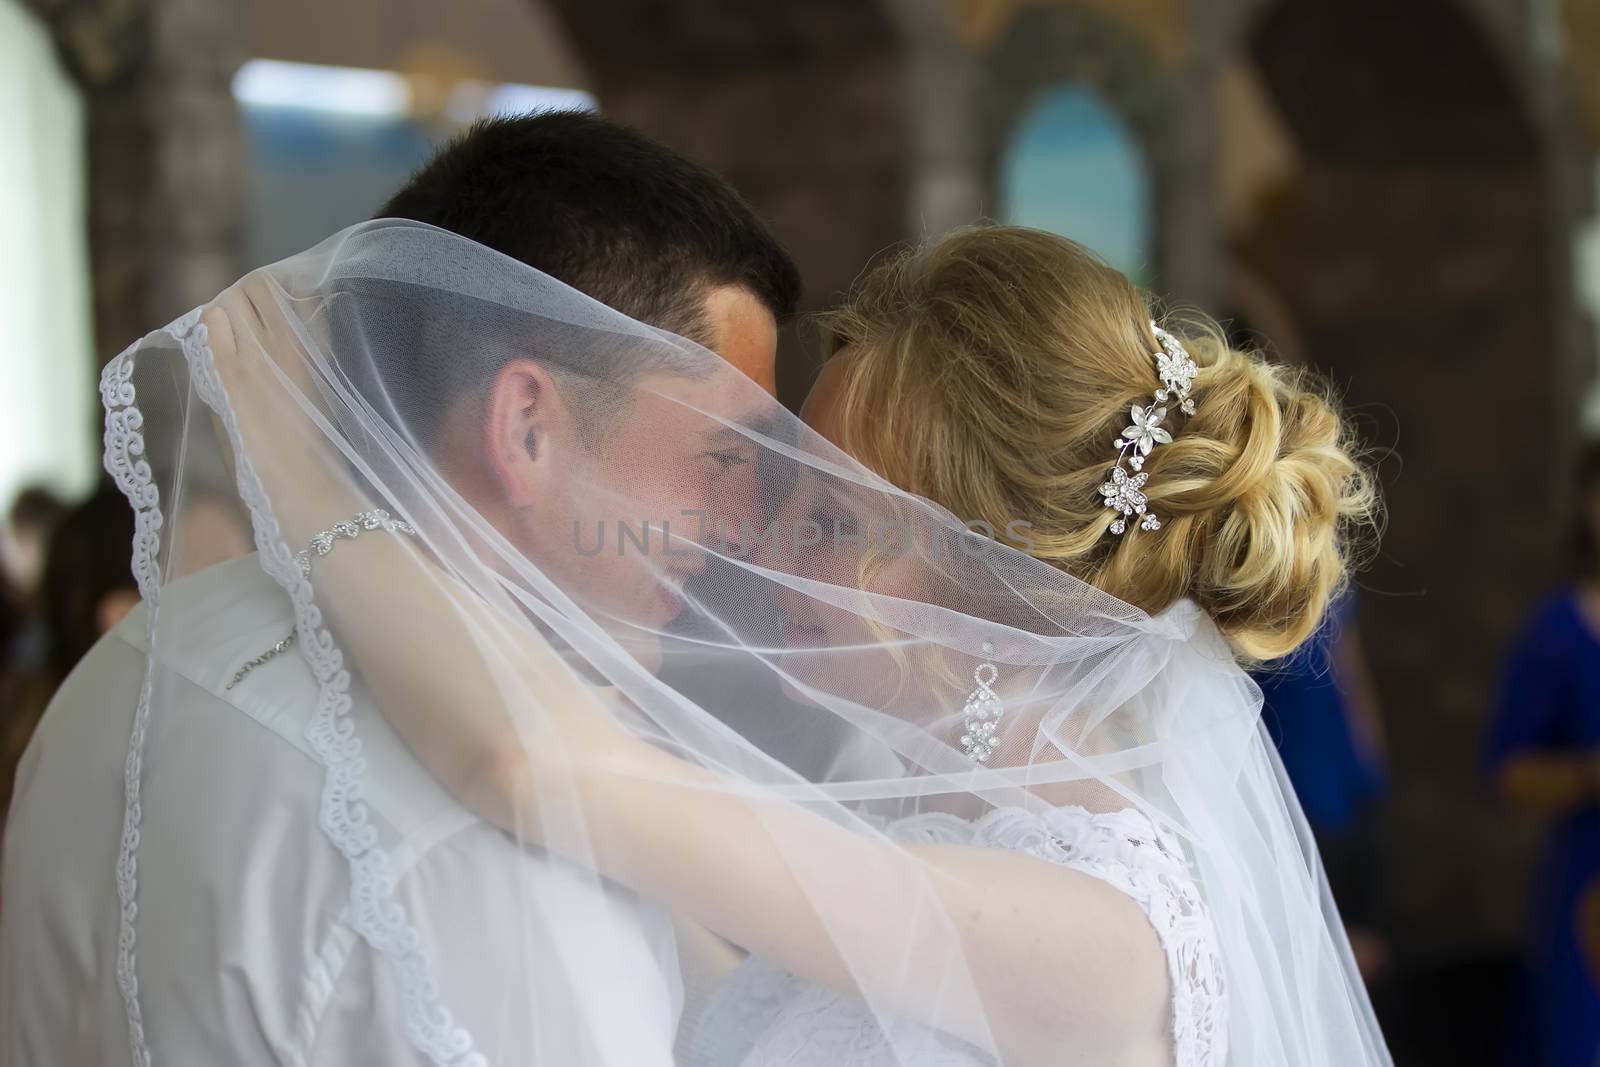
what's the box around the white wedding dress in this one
[687,804,1228,1067]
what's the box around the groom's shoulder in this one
[102,552,468,834]
[113,553,294,675]
[97,552,325,740]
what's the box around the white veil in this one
[102,218,1391,1066]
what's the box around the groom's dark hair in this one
[377,110,800,338]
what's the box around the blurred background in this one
[6,0,1600,1063]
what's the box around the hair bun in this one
[1156,332,1376,661]
[812,225,1376,664]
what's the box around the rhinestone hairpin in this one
[1099,323,1198,536]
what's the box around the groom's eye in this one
[705,451,749,472]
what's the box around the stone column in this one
[885,0,983,240]
[545,0,910,406]
[26,0,247,363]
[1163,0,1227,310]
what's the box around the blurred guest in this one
[1257,590,1391,980]
[1582,875,1600,999]
[0,484,65,598]
[1485,444,1600,1067]
[0,572,24,717]
[34,486,140,687]
[2,485,136,830]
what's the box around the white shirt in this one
[1,554,681,1066]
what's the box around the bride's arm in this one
[538,739,1170,1062]
[204,292,1168,1064]
[320,554,1168,1062]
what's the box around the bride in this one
[160,219,1381,1065]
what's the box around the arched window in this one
[999,85,1152,285]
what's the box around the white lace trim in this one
[892,806,1229,1067]
[175,317,485,1067]
[99,313,189,1067]
[102,313,484,1067]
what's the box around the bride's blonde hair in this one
[817,226,1377,662]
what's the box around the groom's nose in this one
[698,476,763,552]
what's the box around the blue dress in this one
[1257,595,1386,838]
[1485,588,1600,1067]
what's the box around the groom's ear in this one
[484,359,565,508]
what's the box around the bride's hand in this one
[201,273,371,548]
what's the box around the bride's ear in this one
[485,359,565,508]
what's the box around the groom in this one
[0,112,799,1065]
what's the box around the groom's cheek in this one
[716,469,764,541]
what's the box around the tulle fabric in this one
[100,219,1391,1066]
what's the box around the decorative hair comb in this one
[1098,323,1198,535]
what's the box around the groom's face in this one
[479,284,778,669]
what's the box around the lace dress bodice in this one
[687,804,1227,1067]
